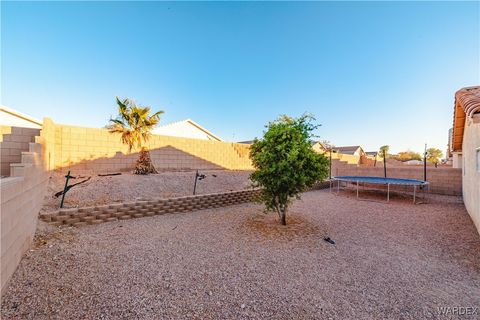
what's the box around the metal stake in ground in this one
[60,170,72,208]
[193,170,206,195]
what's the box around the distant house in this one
[0,105,42,129]
[365,151,378,157]
[450,86,480,234]
[311,141,328,153]
[152,119,222,141]
[403,159,423,165]
[335,145,365,157]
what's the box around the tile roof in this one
[451,86,480,152]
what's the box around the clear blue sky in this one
[1,1,479,154]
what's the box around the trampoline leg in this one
[356,180,359,199]
[387,184,390,202]
[413,185,416,204]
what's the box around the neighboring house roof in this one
[311,141,326,148]
[404,160,423,165]
[365,151,378,157]
[451,86,480,152]
[335,146,363,155]
[152,119,222,141]
[238,140,254,144]
[0,105,42,129]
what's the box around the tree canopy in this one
[379,145,390,157]
[393,151,422,162]
[249,114,329,225]
[107,97,163,152]
[106,97,163,174]
[426,148,443,166]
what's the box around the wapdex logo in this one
[437,306,478,316]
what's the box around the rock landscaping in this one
[2,190,479,319]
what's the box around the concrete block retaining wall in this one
[1,137,48,295]
[40,189,262,227]
[0,126,41,176]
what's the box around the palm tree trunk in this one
[134,148,158,174]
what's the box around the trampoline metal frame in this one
[329,177,430,204]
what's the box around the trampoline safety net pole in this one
[383,149,387,178]
[423,143,427,182]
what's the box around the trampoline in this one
[331,176,430,203]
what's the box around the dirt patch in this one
[32,223,77,250]
[241,212,324,240]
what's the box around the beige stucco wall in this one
[42,118,252,173]
[0,134,48,295]
[452,152,462,169]
[0,126,41,176]
[462,115,480,234]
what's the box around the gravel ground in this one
[2,190,479,319]
[42,170,253,212]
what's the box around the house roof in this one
[153,119,222,141]
[365,151,378,156]
[0,105,43,128]
[451,86,480,152]
[335,146,362,155]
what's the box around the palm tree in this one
[107,97,163,174]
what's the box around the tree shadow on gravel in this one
[240,212,326,241]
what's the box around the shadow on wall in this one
[57,145,225,173]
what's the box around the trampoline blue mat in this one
[333,176,428,186]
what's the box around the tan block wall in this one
[331,159,462,196]
[1,136,49,295]
[39,189,262,227]
[0,126,41,176]
[462,116,480,235]
[42,118,253,173]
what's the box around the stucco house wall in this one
[462,114,480,234]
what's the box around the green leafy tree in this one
[426,148,443,167]
[107,97,163,174]
[250,114,329,225]
[379,145,390,158]
[394,151,422,162]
